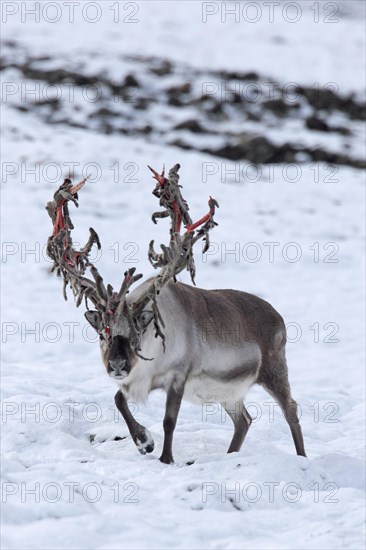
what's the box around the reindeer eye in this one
[139,310,153,328]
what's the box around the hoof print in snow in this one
[89,433,127,444]
[229,497,242,511]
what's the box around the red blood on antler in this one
[148,164,166,187]
[186,196,218,234]
[51,176,90,237]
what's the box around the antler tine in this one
[117,268,143,301]
[148,164,193,238]
[89,263,108,304]
[148,164,165,187]
[69,175,90,196]
[110,268,142,320]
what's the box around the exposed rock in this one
[223,91,242,104]
[169,139,193,151]
[132,97,151,110]
[296,85,366,120]
[167,96,185,107]
[122,74,139,88]
[166,83,191,95]
[246,112,262,122]
[15,105,29,113]
[214,70,259,81]
[173,119,205,133]
[199,138,365,168]
[306,116,352,136]
[4,49,364,170]
[306,116,330,132]
[19,65,100,86]
[263,98,299,117]
[150,60,172,76]
[201,99,226,118]
[204,136,277,163]
[139,124,153,134]
[88,107,120,119]
[32,98,60,110]
[333,126,352,136]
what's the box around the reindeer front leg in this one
[114,391,154,455]
[160,382,185,464]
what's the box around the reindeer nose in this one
[108,359,128,378]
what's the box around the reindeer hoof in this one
[134,429,154,455]
[159,454,174,465]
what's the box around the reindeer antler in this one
[130,164,219,347]
[46,178,151,359]
[46,165,218,355]
[147,163,218,280]
[46,176,106,307]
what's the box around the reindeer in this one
[45,164,306,464]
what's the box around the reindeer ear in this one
[85,311,103,332]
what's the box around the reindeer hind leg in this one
[223,402,252,453]
[259,349,306,457]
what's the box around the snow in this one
[1,2,365,549]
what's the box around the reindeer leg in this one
[223,402,252,453]
[160,382,185,464]
[259,354,306,457]
[114,391,154,455]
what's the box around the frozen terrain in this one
[1,2,365,549]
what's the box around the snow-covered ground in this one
[1,2,365,549]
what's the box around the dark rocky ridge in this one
[2,45,365,169]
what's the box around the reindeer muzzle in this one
[108,359,130,380]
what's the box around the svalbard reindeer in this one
[46,164,306,464]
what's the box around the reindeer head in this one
[46,164,218,382]
[83,270,152,380]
